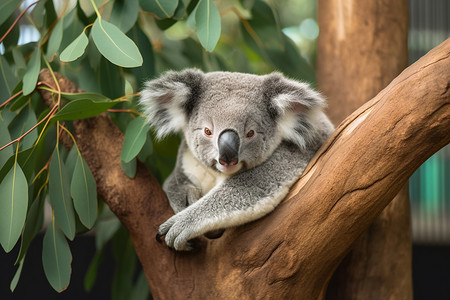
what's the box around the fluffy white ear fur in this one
[139,69,204,139]
[270,76,327,149]
[140,80,189,139]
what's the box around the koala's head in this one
[140,69,326,175]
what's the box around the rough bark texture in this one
[316,1,413,299]
[38,39,450,299]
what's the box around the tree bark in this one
[38,38,450,299]
[316,1,413,298]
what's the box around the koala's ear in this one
[263,72,326,148]
[139,68,204,138]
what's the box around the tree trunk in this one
[38,38,450,299]
[317,0,412,299]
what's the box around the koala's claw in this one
[155,232,164,243]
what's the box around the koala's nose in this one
[218,130,240,166]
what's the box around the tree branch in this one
[38,38,449,299]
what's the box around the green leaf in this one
[22,49,41,96]
[139,0,178,19]
[14,193,45,265]
[42,218,73,292]
[195,0,221,52]
[128,26,155,84]
[110,0,139,33]
[0,161,28,252]
[130,271,150,300]
[10,257,24,292]
[52,99,120,121]
[8,104,38,150]
[95,206,120,250]
[121,116,148,163]
[91,18,143,68]
[0,55,18,101]
[0,116,13,169]
[46,17,64,60]
[60,31,89,62]
[121,158,136,179]
[60,91,110,102]
[71,153,97,229]
[84,249,103,292]
[49,145,76,240]
[0,0,21,27]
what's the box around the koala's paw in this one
[157,213,201,251]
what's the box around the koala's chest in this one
[181,149,226,196]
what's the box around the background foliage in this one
[0,0,318,297]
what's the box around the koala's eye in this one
[204,128,212,136]
[246,130,255,138]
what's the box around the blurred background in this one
[1,0,449,299]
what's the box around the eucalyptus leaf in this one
[139,0,178,19]
[49,145,76,240]
[121,116,148,163]
[0,162,28,253]
[60,31,89,62]
[71,153,97,229]
[52,99,120,121]
[42,218,73,292]
[0,0,21,27]
[92,18,142,68]
[95,206,120,250]
[14,193,45,265]
[10,257,24,292]
[22,49,41,96]
[0,117,13,169]
[84,249,103,292]
[46,17,64,60]
[195,0,221,52]
[0,55,17,101]
[121,158,136,179]
[60,91,110,102]
[110,0,139,33]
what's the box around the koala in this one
[139,69,334,251]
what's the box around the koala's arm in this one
[158,141,320,251]
[162,141,201,214]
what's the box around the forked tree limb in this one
[38,39,449,299]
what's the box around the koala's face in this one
[183,73,280,174]
[140,69,325,175]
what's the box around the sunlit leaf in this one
[52,99,120,121]
[139,0,178,19]
[195,0,221,52]
[49,145,76,240]
[121,116,148,163]
[71,153,97,229]
[22,49,41,96]
[60,31,89,62]
[0,0,21,27]
[42,217,72,292]
[46,17,64,60]
[110,0,139,33]
[92,18,142,68]
[0,161,28,252]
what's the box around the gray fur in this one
[139,69,334,250]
